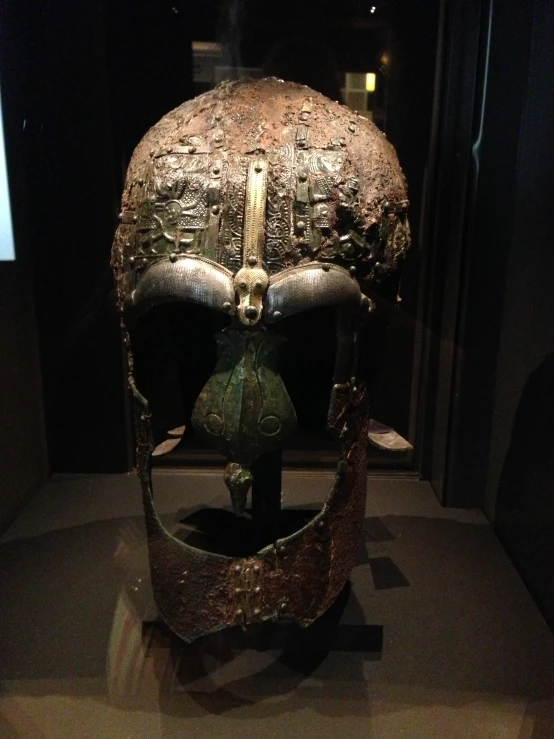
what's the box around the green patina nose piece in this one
[191,329,297,515]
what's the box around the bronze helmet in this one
[111,78,410,642]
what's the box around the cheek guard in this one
[111,78,410,642]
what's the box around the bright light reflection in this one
[0,86,15,261]
[366,73,376,92]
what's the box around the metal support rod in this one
[251,449,282,550]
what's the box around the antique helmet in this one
[111,78,410,642]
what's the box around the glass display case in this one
[1,0,554,736]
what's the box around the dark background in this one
[1,0,439,476]
[1,0,554,628]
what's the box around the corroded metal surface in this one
[134,380,370,643]
[112,78,410,643]
[191,329,297,515]
[112,78,409,292]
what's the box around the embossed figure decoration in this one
[112,78,410,642]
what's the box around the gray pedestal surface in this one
[1,470,554,738]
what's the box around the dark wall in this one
[1,0,131,473]
[487,0,554,630]
[103,0,194,182]
[0,263,48,530]
[1,0,198,474]
[0,0,161,474]
[437,0,537,506]
[434,0,554,624]
[484,0,554,516]
[0,5,50,526]
[419,0,483,500]
[449,0,554,508]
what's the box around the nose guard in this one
[192,153,297,514]
[191,329,297,515]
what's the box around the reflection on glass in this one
[0,86,15,261]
